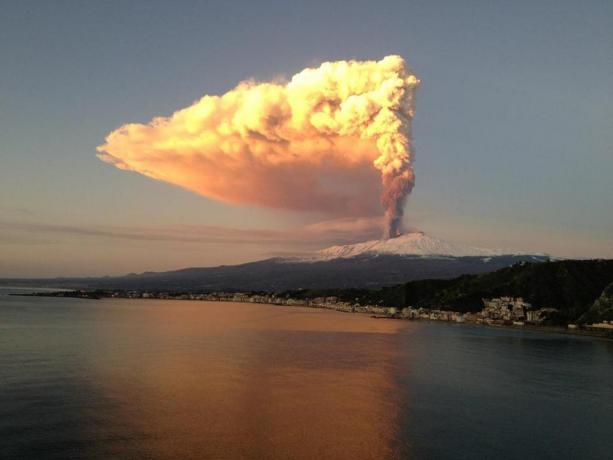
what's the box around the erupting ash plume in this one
[97,55,419,238]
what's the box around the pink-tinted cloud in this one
[97,56,419,228]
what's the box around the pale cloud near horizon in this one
[1,216,611,278]
[0,217,385,277]
[0,206,33,216]
[0,217,383,250]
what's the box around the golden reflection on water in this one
[89,300,412,459]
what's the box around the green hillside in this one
[579,281,613,324]
[282,259,613,324]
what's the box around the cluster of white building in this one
[398,297,564,327]
[108,291,611,333]
[115,291,397,315]
[112,292,554,326]
[479,297,559,325]
[482,297,531,321]
[400,307,465,322]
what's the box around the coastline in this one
[7,289,613,341]
[304,302,613,340]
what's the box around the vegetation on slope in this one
[282,259,613,324]
[579,282,613,324]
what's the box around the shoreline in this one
[7,290,613,341]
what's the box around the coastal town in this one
[25,289,613,337]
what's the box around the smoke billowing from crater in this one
[97,55,419,238]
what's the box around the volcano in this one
[2,233,549,291]
[310,232,542,260]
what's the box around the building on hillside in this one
[526,307,559,324]
[481,297,532,321]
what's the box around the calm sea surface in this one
[1,288,613,459]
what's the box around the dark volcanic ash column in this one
[381,169,414,238]
[371,59,419,239]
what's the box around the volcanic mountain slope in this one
[309,232,542,260]
[1,233,549,291]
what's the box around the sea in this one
[1,287,612,459]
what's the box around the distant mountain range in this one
[1,233,549,291]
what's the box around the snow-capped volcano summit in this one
[20,232,549,291]
[313,232,539,260]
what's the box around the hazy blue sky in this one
[1,0,612,277]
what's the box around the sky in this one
[1,0,612,277]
